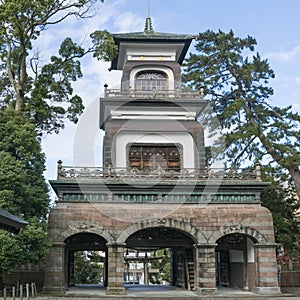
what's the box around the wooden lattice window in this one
[128,144,181,171]
[135,71,168,91]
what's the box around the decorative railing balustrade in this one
[56,160,261,182]
[103,85,205,100]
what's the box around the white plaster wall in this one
[229,238,255,263]
[114,132,196,169]
[247,239,255,263]
[111,107,195,120]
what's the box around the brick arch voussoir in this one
[214,223,268,244]
[116,218,204,244]
[57,221,114,243]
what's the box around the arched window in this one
[135,71,168,91]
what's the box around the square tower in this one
[100,26,207,172]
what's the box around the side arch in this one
[214,223,268,244]
[57,221,115,243]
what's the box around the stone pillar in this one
[195,243,217,295]
[254,243,281,294]
[43,242,65,294]
[144,259,149,285]
[106,242,126,295]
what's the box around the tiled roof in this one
[112,31,194,41]
[0,207,27,234]
[110,30,194,70]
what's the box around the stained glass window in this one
[135,71,168,91]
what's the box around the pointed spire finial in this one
[147,0,150,18]
[144,0,153,33]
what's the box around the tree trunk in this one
[287,166,300,204]
[14,94,23,112]
[5,41,24,113]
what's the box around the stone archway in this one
[216,233,258,291]
[214,224,269,292]
[64,232,108,288]
[59,221,115,244]
[117,218,203,244]
[216,223,268,244]
[121,220,199,291]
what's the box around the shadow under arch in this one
[117,218,203,244]
[215,232,259,292]
[214,223,268,244]
[122,221,199,290]
[64,232,108,288]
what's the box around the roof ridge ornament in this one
[144,16,154,33]
[144,0,154,33]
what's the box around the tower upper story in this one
[53,17,264,196]
[110,17,194,91]
[100,18,207,171]
[100,17,207,130]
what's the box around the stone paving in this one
[33,285,300,299]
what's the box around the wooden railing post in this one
[20,284,23,300]
[26,283,29,300]
[12,286,15,300]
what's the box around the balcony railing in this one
[56,161,262,182]
[103,85,205,100]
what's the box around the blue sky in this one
[40,0,300,186]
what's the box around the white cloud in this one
[38,1,149,182]
[292,103,300,109]
[266,44,300,62]
[113,12,144,32]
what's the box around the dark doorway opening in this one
[216,233,257,291]
[125,227,196,290]
[64,233,108,288]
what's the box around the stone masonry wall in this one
[44,202,277,293]
[46,203,275,245]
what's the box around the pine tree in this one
[183,29,300,200]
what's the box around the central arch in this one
[117,218,203,243]
[124,226,197,290]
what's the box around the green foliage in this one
[74,251,103,284]
[183,29,300,199]
[27,37,86,133]
[260,168,300,258]
[91,30,118,62]
[0,230,24,273]
[16,218,50,264]
[0,108,50,273]
[0,0,116,134]
[0,220,50,273]
[0,108,49,219]
[0,0,117,275]
[149,249,170,284]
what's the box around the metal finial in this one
[144,17,153,32]
[147,0,150,18]
[144,0,153,32]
